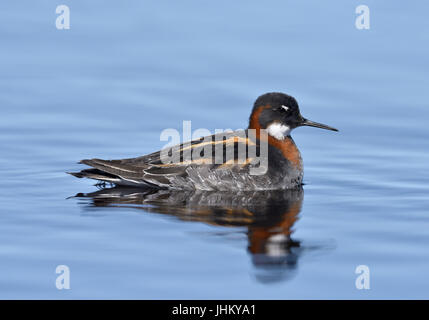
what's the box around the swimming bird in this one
[69,92,338,190]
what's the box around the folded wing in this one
[69,130,258,188]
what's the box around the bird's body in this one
[70,92,337,190]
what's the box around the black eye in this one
[277,105,290,113]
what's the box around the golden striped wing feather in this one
[75,130,260,187]
[142,129,258,174]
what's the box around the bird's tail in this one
[68,158,152,187]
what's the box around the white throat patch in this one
[266,123,291,140]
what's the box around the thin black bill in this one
[301,118,338,132]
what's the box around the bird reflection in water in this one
[74,186,325,282]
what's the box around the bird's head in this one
[249,92,338,140]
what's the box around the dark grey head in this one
[249,92,338,139]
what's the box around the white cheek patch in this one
[281,105,289,111]
[266,122,291,140]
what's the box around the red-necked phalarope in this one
[69,92,338,190]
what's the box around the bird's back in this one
[69,129,303,190]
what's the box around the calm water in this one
[1,1,428,299]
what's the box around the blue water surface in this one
[0,1,428,299]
